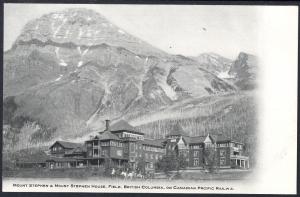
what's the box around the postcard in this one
[2,3,298,194]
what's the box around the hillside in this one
[3,8,256,152]
[192,53,233,78]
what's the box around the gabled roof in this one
[166,123,189,137]
[65,146,87,155]
[212,134,244,144]
[110,120,136,132]
[109,120,144,135]
[204,134,215,143]
[213,134,231,143]
[142,139,164,147]
[189,136,206,144]
[99,130,120,141]
[49,141,83,149]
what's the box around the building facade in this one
[43,120,250,171]
[164,123,250,169]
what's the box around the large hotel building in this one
[35,120,250,171]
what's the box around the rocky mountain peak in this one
[4,8,239,149]
[13,8,164,57]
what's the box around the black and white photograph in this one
[2,3,298,194]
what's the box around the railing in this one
[230,155,249,160]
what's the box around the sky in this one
[4,4,260,59]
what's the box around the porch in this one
[230,155,250,169]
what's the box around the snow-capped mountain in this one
[4,8,249,149]
[191,53,233,77]
[13,8,166,57]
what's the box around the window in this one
[130,157,135,162]
[193,158,199,166]
[149,162,153,169]
[220,158,226,165]
[194,151,199,157]
[145,153,148,159]
[102,150,108,156]
[130,143,135,153]
[124,143,128,153]
[116,150,123,157]
[219,143,227,147]
[101,141,109,146]
[155,154,158,160]
[94,141,98,146]
[150,154,153,159]
[93,149,98,155]
[220,150,226,157]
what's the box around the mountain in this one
[192,52,258,90]
[191,53,233,78]
[4,8,241,150]
[229,52,258,90]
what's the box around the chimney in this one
[105,120,110,131]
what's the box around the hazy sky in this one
[4,4,260,59]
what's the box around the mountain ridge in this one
[3,8,256,151]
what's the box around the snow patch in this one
[149,93,155,99]
[59,60,68,67]
[101,81,112,105]
[118,29,125,34]
[77,46,82,55]
[53,18,67,38]
[54,74,63,81]
[217,70,235,79]
[77,61,83,67]
[135,55,141,59]
[157,74,178,101]
[82,48,89,56]
[145,57,149,63]
[87,17,92,21]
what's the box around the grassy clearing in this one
[4,167,252,181]
[3,167,106,179]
